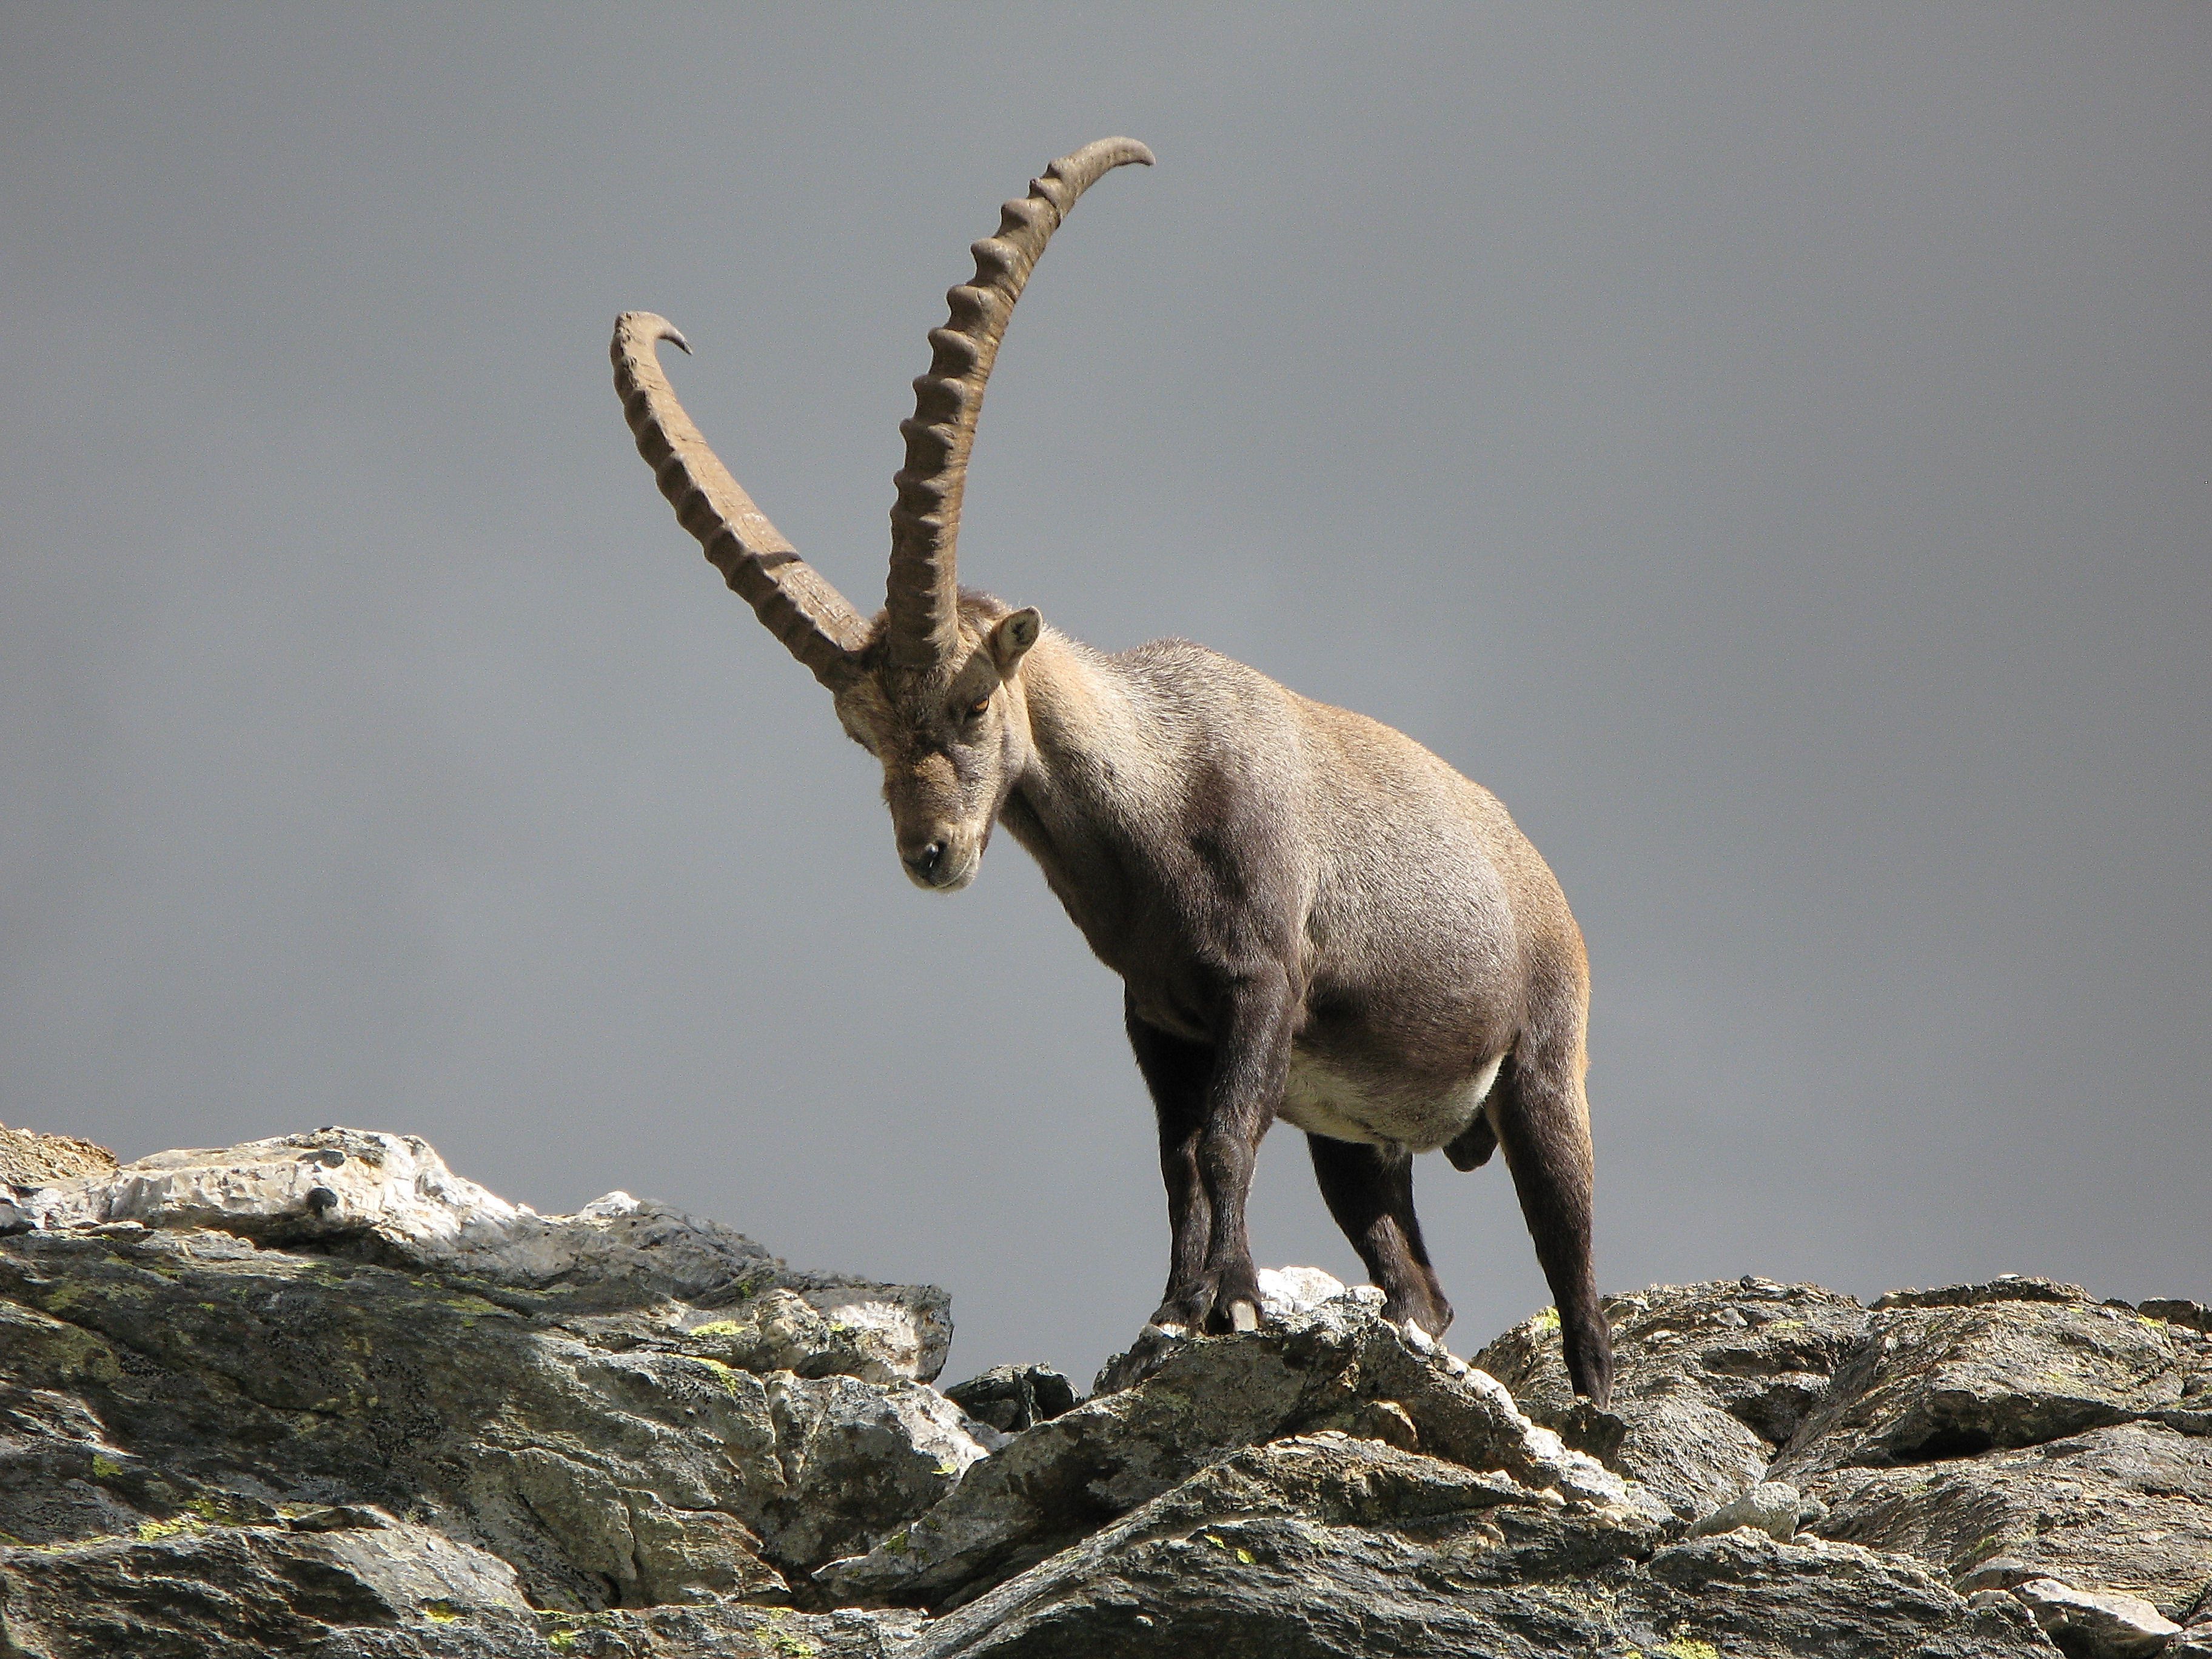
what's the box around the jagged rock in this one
[2142,1299,2212,1338]
[760,1375,993,1570]
[1476,1276,1871,1517]
[1808,1421,2212,1621]
[1777,1279,2210,1470]
[1088,1264,1382,1396]
[0,1124,116,1190]
[821,1286,1657,1611]
[0,1175,982,1612]
[5,1127,2204,1656]
[903,1435,2040,1658]
[943,1366,1077,1435]
[2011,1577,2180,1659]
[0,1128,950,1384]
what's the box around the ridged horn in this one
[886,137,1155,669]
[613,312,867,690]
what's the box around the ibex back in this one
[614,138,1613,1405]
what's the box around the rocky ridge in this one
[1,1122,2205,1658]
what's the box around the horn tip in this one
[615,311,691,354]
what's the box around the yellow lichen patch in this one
[1659,1635,1722,1659]
[1531,1307,1561,1334]
[89,1455,126,1480]
[440,1295,507,1319]
[421,1600,463,1624]
[135,1515,206,1543]
[689,1319,748,1339]
[685,1356,748,1397]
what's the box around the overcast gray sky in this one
[2,5,2205,1389]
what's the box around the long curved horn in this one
[886,137,1155,669]
[614,312,867,690]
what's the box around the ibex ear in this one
[988,608,1042,677]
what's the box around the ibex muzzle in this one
[614,139,1615,1406]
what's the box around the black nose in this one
[904,840,947,879]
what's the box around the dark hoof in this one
[1153,1262,1265,1336]
[1380,1289,1454,1342]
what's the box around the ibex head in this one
[613,137,1152,892]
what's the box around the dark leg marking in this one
[1124,994,1213,1321]
[1488,1049,1614,1407]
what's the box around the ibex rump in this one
[614,138,1613,1404]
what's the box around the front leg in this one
[1125,994,1213,1321]
[1167,967,1296,1335]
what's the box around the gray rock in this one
[5,1127,2201,1657]
[0,1128,951,1384]
[2,1512,923,1659]
[905,1436,2040,1658]
[0,1507,541,1658]
[1690,1480,1807,1542]
[1476,1276,1871,1517]
[2010,1577,2180,1659]
[1778,1283,2210,1472]
[1808,1420,2212,1620]
[823,1284,1654,1610]
[0,1192,980,1607]
[943,1366,1078,1435]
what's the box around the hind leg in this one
[1489,1040,1614,1407]
[1308,1136,1454,1338]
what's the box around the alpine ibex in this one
[613,138,1613,1404]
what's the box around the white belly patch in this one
[1279,1049,1506,1151]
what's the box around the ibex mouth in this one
[901,840,979,893]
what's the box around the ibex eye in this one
[966,697,990,718]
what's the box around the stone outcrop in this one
[3,1128,2207,1657]
[0,1124,115,1189]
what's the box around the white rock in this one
[1691,1481,1806,1542]
[1256,1264,1353,1317]
[2012,1577,2182,1659]
[4,1128,521,1242]
[2,1125,953,1382]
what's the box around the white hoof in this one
[1229,1299,1259,1333]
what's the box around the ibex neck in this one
[1000,631,1171,943]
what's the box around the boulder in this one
[942,1366,1077,1435]
[2010,1577,2180,1659]
[0,1145,985,1615]
[1689,1480,1816,1543]
[821,1284,1657,1611]
[0,1127,951,1384]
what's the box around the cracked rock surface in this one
[4,1129,2207,1657]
